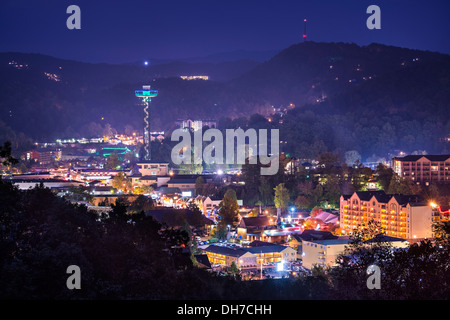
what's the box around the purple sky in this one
[1,0,449,63]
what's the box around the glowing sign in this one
[135,90,158,97]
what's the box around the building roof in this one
[372,192,392,203]
[248,240,275,247]
[242,244,293,254]
[348,190,422,206]
[157,187,181,195]
[168,179,197,184]
[314,211,339,224]
[239,216,271,228]
[394,155,450,162]
[364,234,407,244]
[307,238,353,246]
[203,245,249,257]
[207,196,222,201]
[355,190,387,201]
[293,229,339,242]
[140,175,157,181]
[390,194,421,205]
[263,230,295,237]
[137,161,169,164]
[194,254,211,269]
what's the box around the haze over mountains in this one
[127,49,279,65]
[0,41,449,160]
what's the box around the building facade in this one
[202,244,296,268]
[392,155,450,185]
[340,191,433,241]
[301,239,352,269]
[137,162,169,176]
[202,245,257,268]
[301,236,409,269]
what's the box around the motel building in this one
[301,236,409,270]
[202,245,257,268]
[202,244,297,268]
[301,238,352,270]
[243,245,298,265]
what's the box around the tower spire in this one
[303,18,307,41]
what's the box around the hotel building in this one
[339,191,433,241]
[392,155,450,185]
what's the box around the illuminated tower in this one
[135,85,158,160]
[303,18,307,40]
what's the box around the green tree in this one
[217,189,240,228]
[258,176,273,205]
[323,174,341,207]
[195,176,205,195]
[67,186,94,203]
[230,261,240,279]
[375,163,393,191]
[274,183,290,215]
[105,153,121,169]
[0,141,19,178]
[294,195,311,209]
[386,173,414,195]
[127,195,154,214]
[112,172,131,193]
[317,152,341,172]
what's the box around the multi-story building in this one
[180,75,209,81]
[30,149,62,165]
[137,161,169,176]
[301,238,352,269]
[194,195,222,216]
[202,244,296,268]
[243,245,297,265]
[167,177,197,196]
[176,119,217,132]
[202,245,257,268]
[301,236,409,269]
[392,155,450,185]
[340,191,433,241]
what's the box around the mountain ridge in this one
[0,41,449,159]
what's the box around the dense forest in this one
[0,41,449,160]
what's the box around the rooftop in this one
[203,245,249,257]
[239,216,272,228]
[242,244,293,254]
[306,238,353,245]
[394,155,450,162]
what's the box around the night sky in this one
[1,0,449,64]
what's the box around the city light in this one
[1,1,448,301]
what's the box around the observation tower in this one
[135,85,158,161]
